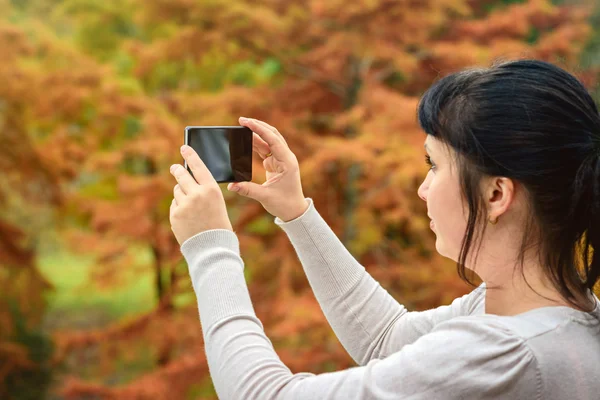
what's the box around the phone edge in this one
[183,125,252,184]
[183,126,191,171]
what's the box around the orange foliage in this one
[0,0,598,398]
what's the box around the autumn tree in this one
[1,0,598,399]
[58,0,598,398]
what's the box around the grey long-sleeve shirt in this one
[181,198,600,400]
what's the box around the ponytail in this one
[570,152,600,294]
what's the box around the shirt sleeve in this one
[181,229,535,400]
[274,198,485,364]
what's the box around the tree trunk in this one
[152,245,167,306]
[341,55,364,247]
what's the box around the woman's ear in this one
[485,176,515,222]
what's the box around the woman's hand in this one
[228,117,309,222]
[170,145,233,246]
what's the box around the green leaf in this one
[78,176,118,200]
[123,115,142,139]
[260,58,282,79]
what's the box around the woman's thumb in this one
[227,182,264,201]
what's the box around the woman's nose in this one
[417,175,429,202]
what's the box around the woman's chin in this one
[431,224,456,260]
[435,240,469,269]
[435,242,443,255]
[434,237,453,261]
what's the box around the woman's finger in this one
[170,164,197,194]
[252,119,289,147]
[240,118,289,161]
[169,198,177,221]
[180,146,214,186]
[173,184,185,204]
[253,132,271,159]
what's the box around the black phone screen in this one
[184,126,253,183]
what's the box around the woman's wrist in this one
[277,198,310,222]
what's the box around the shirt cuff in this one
[274,197,314,226]
[180,229,240,258]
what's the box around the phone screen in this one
[184,126,253,183]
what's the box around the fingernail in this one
[229,184,239,192]
[240,117,248,122]
[180,145,188,154]
[170,164,178,173]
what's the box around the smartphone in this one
[184,126,253,183]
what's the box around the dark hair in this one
[417,59,600,308]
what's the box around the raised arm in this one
[224,117,484,364]
[274,198,485,364]
[181,229,532,400]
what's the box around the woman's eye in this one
[425,154,436,171]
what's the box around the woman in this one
[169,59,600,399]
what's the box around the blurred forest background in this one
[1,0,600,399]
